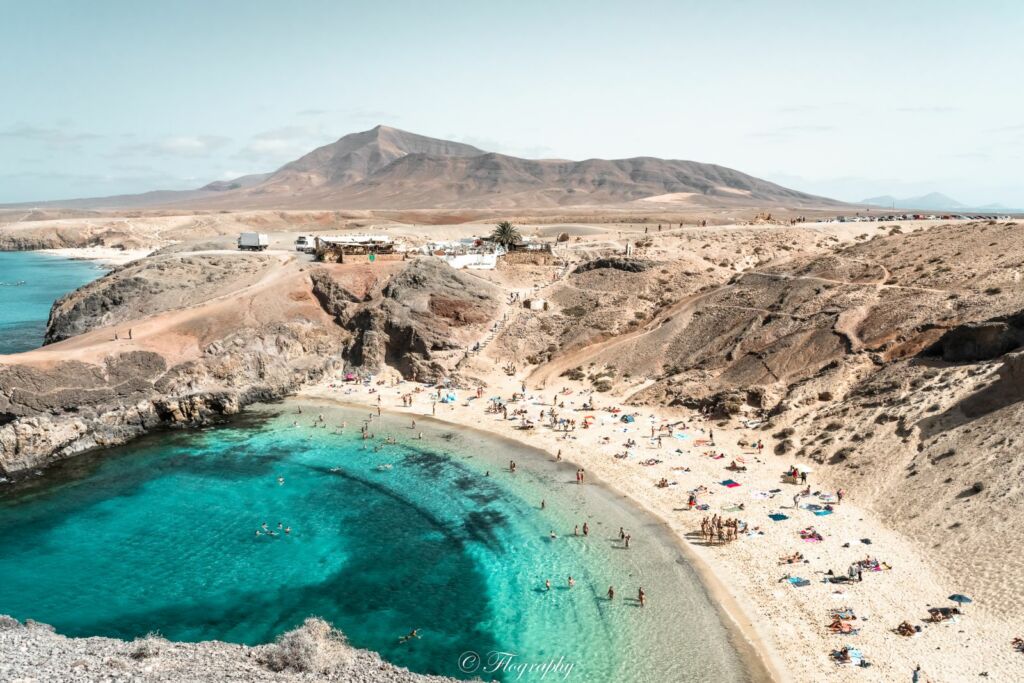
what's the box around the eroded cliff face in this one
[310,258,501,381]
[0,255,501,476]
[0,321,346,476]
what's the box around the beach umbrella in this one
[948,594,973,605]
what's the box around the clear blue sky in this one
[2,0,1022,206]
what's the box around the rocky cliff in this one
[0,254,501,476]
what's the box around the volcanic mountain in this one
[10,125,847,210]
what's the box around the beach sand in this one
[301,370,1020,683]
[39,246,152,266]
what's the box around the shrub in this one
[258,618,353,674]
[130,633,167,660]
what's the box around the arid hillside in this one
[1,125,849,211]
[493,219,1024,612]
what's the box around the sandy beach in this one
[301,368,1020,683]
[39,246,152,266]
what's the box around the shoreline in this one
[299,373,1019,683]
[300,392,783,683]
[37,246,152,266]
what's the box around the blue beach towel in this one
[814,509,833,517]
[769,513,789,522]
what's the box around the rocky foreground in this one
[0,616,457,682]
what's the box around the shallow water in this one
[0,401,750,681]
[0,251,104,354]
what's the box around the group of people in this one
[255,521,291,537]
[699,515,744,543]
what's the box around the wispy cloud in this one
[115,135,231,158]
[0,124,102,146]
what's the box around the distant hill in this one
[6,125,848,211]
[862,192,1016,212]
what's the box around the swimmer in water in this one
[607,586,615,600]
[549,530,557,540]
[545,579,551,591]
[398,628,421,644]
[284,527,291,535]
[277,476,285,485]
[568,576,575,589]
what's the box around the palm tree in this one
[490,221,521,249]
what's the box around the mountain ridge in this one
[3,125,848,210]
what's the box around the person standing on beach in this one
[619,527,625,541]
[638,587,645,607]
[583,522,589,536]
[912,665,921,683]
[607,586,615,600]
[624,533,631,549]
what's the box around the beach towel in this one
[673,433,689,440]
[814,509,833,517]
[721,479,740,488]
[750,491,771,500]
[769,513,789,522]
[723,505,743,512]
[787,577,810,587]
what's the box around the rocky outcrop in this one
[573,257,653,274]
[45,253,274,343]
[0,320,346,477]
[311,259,501,381]
[0,616,456,682]
[925,310,1024,362]
[1,256,501,475]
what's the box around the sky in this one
[2,0,1023,206]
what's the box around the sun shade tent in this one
[620,415,635,423]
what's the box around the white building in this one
[420,239,506,270]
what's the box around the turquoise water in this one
[0,401,750,681]
[0,251,104,354]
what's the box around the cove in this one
[0,401,751,681]
[0,251,104,354]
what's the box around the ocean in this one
[0,401,750,681]
[0,251,104,354]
